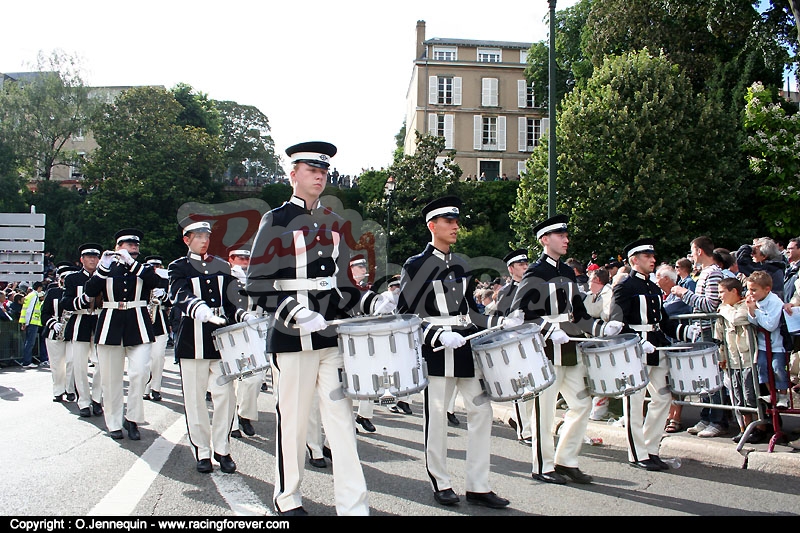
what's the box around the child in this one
[745,271,791,409]
[714,278,762,443]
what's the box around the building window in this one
[433,46,457,61]
[429,76,462,105]
[517,117,543,151]
[520,50,528,64]
[483,117,497,147]
[481,78,499,107]
[429,113,454,149]
[73,128,85,142]
[474,115,506,151]
[438,77,453,104]
[517,80,535,108]
[477,48,502,63]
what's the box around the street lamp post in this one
[547,0,557,217]
[384,176,396,281]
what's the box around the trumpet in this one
[55,310,73,341]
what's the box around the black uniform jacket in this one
[41,285,64,340]
[397,243,502,377]
[60,269,98,343]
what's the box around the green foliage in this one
[742,81,800,237]
[455,180,520,258]
[171,83,221,137]
[215,99,281,180]
[0,174,27,213]
[258,183,293,212]
[23,181,86,261]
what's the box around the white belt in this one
[101,301,148,310]
[630,324,656,332]
[426,315,472,326]
[73,310,95,315]
[273,277,336,291]
[543,313,570,323]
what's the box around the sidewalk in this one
[483,398,800,476]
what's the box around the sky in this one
[1,0,580,177]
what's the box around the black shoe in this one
[214,452,236,473]
[277,507,308,516]
[629,459,661,471]
[205,391,212,402]
[91,401,103,416]
[555,464,593,484]
[747,428,768,444]
[322,446,332,461]
[123,419,140,440]
[197,458,213,473]
[150,391,162,402]
[447,412,460,426]
[518,437,532,447]
[261,382,268,392]
[109,430,124,440]
[396,400,412,414]
[465,491,510,509]
[231,429,243,438]
[732,431,745,443]
[79,407,91,418]
[532,471,567,484]
[239,416,255,436]
[508,418,518,431]
[53,394,64,403]
[355,415,376,433]
[389,405,400,413]
[308,457,327,468]
[66,392,76,402]
[648,455,670,470]
[433,488,460,506]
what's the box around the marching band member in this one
[143,256,170,403]
[397,196,517,509]
[169,221,254,473]
[43,261,79,402]
[60,243,104,417]
[83,229,162,440]
[247,141,392,516]
[509,215,623,485]
[610,239,700,470]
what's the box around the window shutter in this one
[429,76,438,105]
[518,160,526,177]
[498,116,506,151]
[518,117,527,152]
[473,115,482,150]
[428,114,437,135]
[444,114,454,149]
[453,77,462,105]
[542,117,550,135]
[482,78,498,106]
[518,80,527,108]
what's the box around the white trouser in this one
[46,338,72,397]
[180,358,236,460]
[424,375,493,493]
[306,393,328,460]
[235,370,265,420]
[70,341,102,409]
[97,343,151,431]
[144,334,168,395]
[357,399,373,419]
[623,364,672,462]
[529,363,591,474]
[273,347,369,516]
[513,398,533,440]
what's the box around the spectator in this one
[567,258,589,294]
[0,292,12,321]
[655,264,693,319]
[751,237,786,300]
[8,292,24,320]
[712,248,737,279]
[783,237,800,303]
[675,258,697,293]
[18,281,44,368]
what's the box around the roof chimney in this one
[416,20,426,60]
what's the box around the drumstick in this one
[567,336,613,343]
[432,323,506,352]
[655,345,695,351]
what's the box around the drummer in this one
[509,214,623,485]
[610,238,701,471]
[168,219,256,474]
[396,195,519,509]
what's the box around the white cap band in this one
[536,222,568,239]
[506,253,528,266]
[183,221,212,235]
[291,151,332,164]
[627,244,655,259]
[81,248,101,255]
[229,250,250,257]
[115,235,140,244]
[425,206,460,223]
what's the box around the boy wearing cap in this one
[247,141,392,516]
[169,221,254,474]
[42,262,78,402]
[61,244,104,415]
[83,229,164,440]
[142,256,170,403]
[611,239,700,471]
[397,195,516,509]
[509,214,623,485]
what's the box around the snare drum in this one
[665,341,722,396]
[579,333,648,397]
[471,323,555,402]
[338,314,428,402]
[212,317,270,383]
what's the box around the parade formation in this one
[8,140,799,518]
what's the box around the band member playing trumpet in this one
[42,261,79,402]
[143,255,170,403]
[611,239,700,471]
[397,196,517,509]
[84,229,163,440]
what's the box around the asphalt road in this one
[1,351,799,520]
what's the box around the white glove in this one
[195,304,215,323]
[641,340,656,354]
[116,249,134,266]
[439,331,467,349]
[241,311,261,324]
[100,251,116,269]
[549,329,570,345]
[53,322,63,334]
[373,295,397,315]
[503,315,524,329]
[151,288,166,299]
[208,315,227,326]
[294,307,328,334]
[686,324,702,341]
[604,320,624,336]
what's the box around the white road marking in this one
[212,470,272,516]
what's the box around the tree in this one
[23,181,86,261]
[215,100,282,181]
[0,50,98,181]
[81,86,224,260]
[511,49,753,262]
[742,81,800,237]
[171,83,221,137]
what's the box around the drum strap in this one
[273,277,337,291]
[101,301,148,310]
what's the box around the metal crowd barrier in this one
[0,320,24,364]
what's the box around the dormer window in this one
[477,48,502,63]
